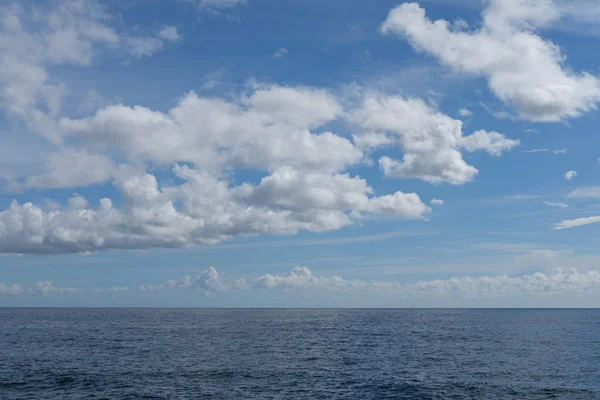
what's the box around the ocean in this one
[1,308,599,399]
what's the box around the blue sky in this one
[1,0,600,307]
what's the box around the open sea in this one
[1,308,599,399]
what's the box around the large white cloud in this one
[0,83,520,254]
[0,2,519,255]
[0,164,431,254]
[381,1,600,121]
[349,93,518,184]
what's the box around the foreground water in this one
[1,309,599,399]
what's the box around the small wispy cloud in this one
[522,148,549,153]
[568,187,600,198]
[554,216,600,230]
[273,48,289,58]
[544,201,569,208]
[565,171,577,181]
[458,108,472,117]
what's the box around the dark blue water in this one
[1,309,599,399]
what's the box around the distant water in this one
[1,309,600,399]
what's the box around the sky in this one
[1,0,600,307]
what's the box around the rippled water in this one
[1,309,599,399]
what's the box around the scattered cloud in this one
[430,198,444,206]
[381,1,600,121]
[568,187,600,198]
[273,48,289,58]
[504,194,542,200]
[544,201,569,209]
[141,267,223,293]
[349,93,518,184]
[553,148,568,155]
[28,281,82,295]
[554,216,600,230]
[6,265,600,300]
[126,26,182,59]
[252,266,600,298]
[194,0,247,14]
[565,170,577,181]
[522,149,549,153]
[108,286,129,292]
[158,26,182,42]
[458,108,472,117]
[0,283,22,295]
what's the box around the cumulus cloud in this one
[381,1,600,121]
[0,78,523,254]
[0,3,518,255]
[24,150,115,189]
[0,283,22,295]
[141,267,224,292]
[349,93,518,184]
[0,0,120,142]
[565,170,577,181]
[252,266,600,298]
[553,148,568,155]
[8,266,600,300]
[430,198,444,206]
[28,281,82,295]
[158,26,182,42]
[554,216,600,230]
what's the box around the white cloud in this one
[458,108,472,117]
[565,170,577,181]
[568,187,600,198]
[1,81,452,254]
[0,4,518,256]
[24,150,115,189]
[252,266,600,298]
[126,36,164,58]
[351,132,395,151]
[273,48,288,58]
[553,148,568,155]
[381,1,600,121]
[554,216,600,230]
[0,1,119,142]
[430,198,444,206]
[522,148,549,153]
[544,201,569,208]
[158,26,182,42]
[197,0,247,8]
[349,93,518,184]
[108,286,129,292]
[127,27,181,59]
[28,281,82,295]
[0,283,22,295]
[459,130,520,156]
[142,267,224,292]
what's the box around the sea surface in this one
[1,308,599,399]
